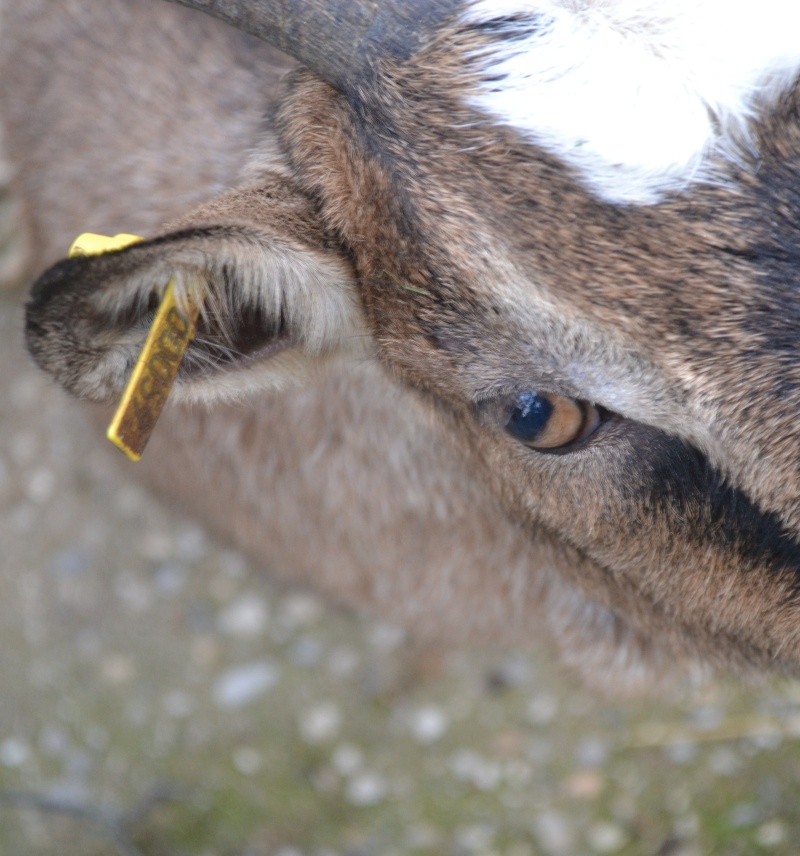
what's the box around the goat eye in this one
[504,391,599,450]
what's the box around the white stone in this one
[533,810,575,856]
[163,690,195,719]
[449,749,502,791]
[346,772,388,806]
[587,822,628,853]
[327,647,359,679]
[755,821,786,847]
[0,738,30,768]
[367,622,404,652]
[281,593,323,628]
[176,525,208,561]
[213,662,278,709]
[527,694,558,725]
[455,823,495,852]
[299,702,342,744]
[217,596,269,637]
[232,746,263,776]
[409,705,449,744]
[331,743,363,777]
[25,466,55,503]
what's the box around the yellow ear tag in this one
[69,233,201,462]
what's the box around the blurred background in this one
[1,153,800,856]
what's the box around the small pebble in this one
[672,814,700,838]
[664,741,698,765]
[707,746,741,776]
[563,770,605,800]
[405,824,440,850]
[586,821,627,853]
[232,746,263,776]
[139,530,174,561]
[281,593,323,629]
[755,820,786,847]
[688,705,724,731]
[163,690,195,719]
[101,654,136,685]
[409,705,449,744]
[502,759,534,788]
[176,525,207,562]
[25,466,56,503]
[345,772,388,806]
[49,548,90,578]
[0,738,30,768]
[749,730,783,750]
[291,636,323,667]
[449,749,502,791]
[367,622,404,652]
[299,702,341,744]
[727,802,760,829]
[154,562,190,596]
[533,810,575,856]
[527,694,558,725]
[38,725,69,757]
[574,736,609,768]
[331,743,363,777]
[114,574,152,612]
[217,595,269,637]
[213,662,278,709]
[455,823,495,852]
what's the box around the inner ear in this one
[26,177,372,404]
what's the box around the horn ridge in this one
[166,0,464,90]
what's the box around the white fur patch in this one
[463,0,800,203]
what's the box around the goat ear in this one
[25,175,371,404]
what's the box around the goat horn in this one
[165,0,461,91]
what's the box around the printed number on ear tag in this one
[69,233,201,462]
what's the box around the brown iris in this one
[504,391,600,450]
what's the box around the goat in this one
[4,0,800,690]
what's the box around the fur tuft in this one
[463,0,800,203]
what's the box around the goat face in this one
[21,0,800,678]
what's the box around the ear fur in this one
[26,173,373,405]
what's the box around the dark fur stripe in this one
[641,436,800,591]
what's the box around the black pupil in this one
[505,392,553,443]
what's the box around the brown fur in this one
[5,0,800,688]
